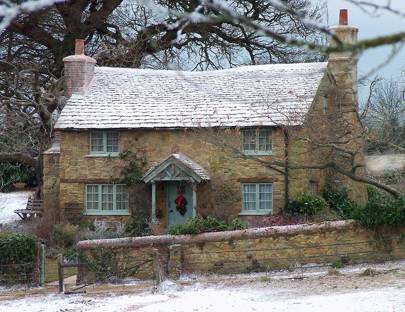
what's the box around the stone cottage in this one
[43,10,367,233]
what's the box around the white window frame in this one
[240,183,273,215]
[241,128,272,155]
[85,184,130,215]
[89,131,119,156]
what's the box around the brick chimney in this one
[63,39,96,97]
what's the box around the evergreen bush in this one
[0,232,37,284]
[356,187,405,229]
[324,187,358,218]
[286,192,328,217]
[0,162,30,192]
[168,216,246,235]
[51,223,80,248]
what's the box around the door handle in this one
[169,210,173,213]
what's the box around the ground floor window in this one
[85,184,129,215]
[241,183,273,214]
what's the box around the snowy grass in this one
[1,284,404,312]
[0,191,33,225]
[1,260,404,312]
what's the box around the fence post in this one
[168,244,182,279]
[39,243,46,286]
[57,254,64,293]
[152,248,165,286]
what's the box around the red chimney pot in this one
[75,39,85,55]
[339,9,348,25]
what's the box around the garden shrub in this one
[325,186,405,230]
[125,215,151,237]
[52,223,80,248]
[355,187,405,229]
[324,187,358,219]
[168,216,247,235]
[0,232,37,284]
[79,248,141,282]
[245,214,300,227]
[286,192,328,217]
[78,221,126,241]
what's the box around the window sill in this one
[239,211,272,216]
[242,151,273,156]
[85,153,120,158]
[84,211,130,216]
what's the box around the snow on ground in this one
[0,191,32,224]
[1,261,404,312]
[1,284,404,312]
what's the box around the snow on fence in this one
[76,221,405,283]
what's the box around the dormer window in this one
[90,131,119,156]
[241,128,272,155]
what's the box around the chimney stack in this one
[328,9,359,97]
[329,9,358,60]
[63,39,96,97]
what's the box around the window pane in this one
[86,185,99,210]
[90,132,104,153]
[101,185,114,210]
[258,129,272,151]
[106,132,118,153]
[259,184,272,211]
[116,185,128,210]
[243,184,257,211]
[242,129,256,152]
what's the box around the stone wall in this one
[76,221,405,282]
[55,128,292,226]
[42,152,61,225]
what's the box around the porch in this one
[142,153,210,230]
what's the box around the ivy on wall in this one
[119,150,147,186]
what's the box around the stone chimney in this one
[63,39,96,97]
[328,9,359,104]
[326,10,368,205]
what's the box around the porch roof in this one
[143,153,210,183]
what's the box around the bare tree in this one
[1,0,405,192]
[0,0,325,167]
[363,79,405,154]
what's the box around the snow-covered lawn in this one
[1,286,403,312]
[1,261,404,312]
[0,191,32,224]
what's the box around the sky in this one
[325,0,405,99]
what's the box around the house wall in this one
[51,127,304,228]
[42,152,61,227]
[76,221,405,281]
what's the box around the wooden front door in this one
[167,182,193,228]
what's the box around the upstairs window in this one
[86,184,129,215]
[241,128,272,155]
[241,183,273,215]
[90,131,119,155]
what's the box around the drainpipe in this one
[283,129,290,210]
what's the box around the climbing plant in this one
[119,150,147,186]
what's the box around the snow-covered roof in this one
[143,153,210,183]
[55,62,328,129]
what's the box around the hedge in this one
[0,232,38,284]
